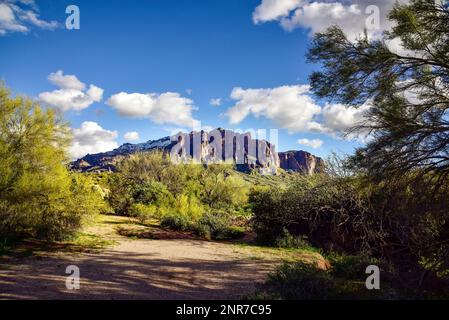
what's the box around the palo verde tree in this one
[0,84,105,240]
[307,0,449,187]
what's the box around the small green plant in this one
[329,254,382,280]
[267,262,336,300]
[275,228,310,249]
[197,212,245,240]
[130,203,156,224]
[160,214,192,231]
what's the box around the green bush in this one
[160,214,193,231]
[266,262,336,300]
[329,254,383,281]
[130,203,156,224]
[197,212,245,240]
[256,257,398,300]
[0,86,105,240]
[274,228,310,249]
[132,181,174,207]
[250,171,449,292]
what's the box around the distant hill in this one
[71,128,324,175]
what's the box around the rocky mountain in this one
[278,150,325,175]
[71,128,324,175]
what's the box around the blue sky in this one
[0,0,394,159]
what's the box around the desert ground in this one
[0,215,325,300]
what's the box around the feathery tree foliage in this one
[0,85,105,240]
[307,0,449,187]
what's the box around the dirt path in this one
[0,216,323,300]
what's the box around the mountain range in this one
[71,128,324,175]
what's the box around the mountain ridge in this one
[71,128,324,175]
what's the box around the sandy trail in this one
[0,217,289,300]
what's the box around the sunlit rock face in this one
[278,150,325,175]
[71,128,323,175]
[169,128,279,175]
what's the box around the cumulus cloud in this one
[0,0,58,35]
[70,121,118,159]
[298,138,323,149]
[321,102,371,133]
[106,91,200,128]
[253,0,302,24]
[253,0,409,41]
[124,131,140,142]
[48,70,85,90]
[225,84,370,139]
[39,71,104,112]
[226,85,321,132]
[210,98,222,106]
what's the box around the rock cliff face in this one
[71,128,323,175]
[278,150,325,175]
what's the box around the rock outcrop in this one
[278,150,325,175]
[71,128,323,175]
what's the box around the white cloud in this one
[124,131,140,142]
[70,121,118,159]
[163,124,215,136]
[106,91,200,128]
[253,0,409,41]
[210,98,222,106]
[321,102,371,133]
[39,71,104,112]
[225,84,370,139]
[86,85,104,102]
[226,85,321,132]
[186,89,193,95]
[0,0,58,35]
[298,138,323,149]
[253,0,302,24]
[48,70,85,90]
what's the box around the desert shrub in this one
[130,203,157,224]
[173,194,204,221]
[196,212,245,240]
[0,86,104,240]
[266,262,336,300]
[250,172,449,292]
[329,254,383,280]
[249,187,285,245]
[259,257,398,300]
[274,228,310,249]
[132,180,174,206]
[160,214,192,231]
[107,152,251,241]
[196,164,249,209]
[109,154,249,216]
[107,174,134,216]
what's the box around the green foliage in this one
[0,85,105,240]
[329,254,382,281]
[196,165,249,209]
[107,152,250,240]
[250,169,449,291]
[132,180,174,207]
[160,214,193,232]
[130,203,157,224]
[197,212,245,240]
[307,0,449,186]
[274,228,310,249]
[266,262,336,300]
[260,257,398,300]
